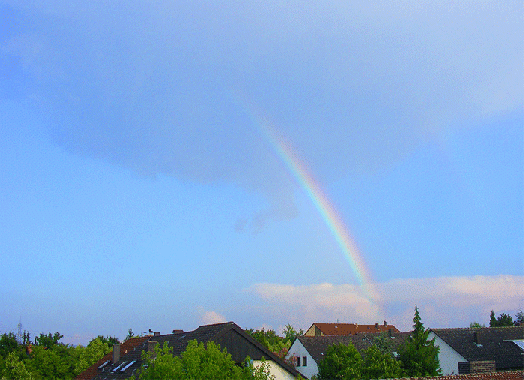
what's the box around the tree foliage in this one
[316,340,403,380]
[282,324,303,345]
[490,310,514,327]
[317,342,363,380]
[74,337,113,376]
[469,322,485,329]
[245,327,296,360]
[515,310,524,325]
[0,331,113,379]
[397,307,441,377]
[138,340,275,380]
[0,333,18,358]
[34,332,63,348]
[92,335,119,348]
[361,345,402,380]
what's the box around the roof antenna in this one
[17,317,23,344]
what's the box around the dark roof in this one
[75,336,148,380]
[298,331,411,364]
[83,322,301,379]
[431,327,524,370]
[391,370,524,380]
[307,322,400,336]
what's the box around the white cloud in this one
[246,275,524,331]
[200,310,228,325]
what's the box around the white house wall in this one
[286,339,318,379]
[252,360,295,380]
[428,332,467,375]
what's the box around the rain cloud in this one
[3,0,522,227]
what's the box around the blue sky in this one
[1,1,522,345]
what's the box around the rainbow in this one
[240,101,381,307]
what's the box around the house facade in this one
[287,331,410,379]
[305,322,399,336]
[429,326,524,375]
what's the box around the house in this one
[287,331,410,379]
[429,326,524,375]
[390,370,524,380]
[76,322,301,380]
[304,321,400,336]
[75,336,149,380]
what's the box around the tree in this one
[469,322,485,329]
[92,335,119,347]
[126,328,136,341]
[34,332,63,348]
[317,342,363,380]
[0,333,19,357]
[74,337,112,376]
[282,324,303,344]
[0,351,33,380]
[489,311,514,327]
[515,310,524,325]
[397,307,441,377]
[138,340,275,380]
[0,329,112,379]
[361,345,402,380]
[245,328,290,359]
[24,344,75,379]
[372,332,394,355]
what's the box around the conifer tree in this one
[398,307,441,377]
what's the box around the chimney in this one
[113,343,120,363]
[384,320,388,326]
[473,331,481,345]
[154,332,160,336]
[148,340,157,353]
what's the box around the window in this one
[296,356,301,367]
[302,356,307,366]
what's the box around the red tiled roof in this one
[75,336,148,380]
[392,370,524,380]
[307,322,400,336]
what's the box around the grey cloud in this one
[3,0,522,224]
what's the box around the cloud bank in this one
[2,1,522,226]
[246,275,524,331]
[200,310,228,326]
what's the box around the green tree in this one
[0,333,19,357]
[317,342,363,380]
[126,328,136,341]
[361,345,402,380]
[282,324,303,344]
[93,335,119,348]
[489,311,514,327]
[34,332,63,348]
[372,332,394,355]
[0,351,33,380]
[138,340,274,380]
[73,337,112,376]
[469,322,485,329]
[515,310,524,325]
[25,344,74,379]
[246,328,290,359]
[397,307,441,377]
[0,330,114,379]
[490,310,497,326]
